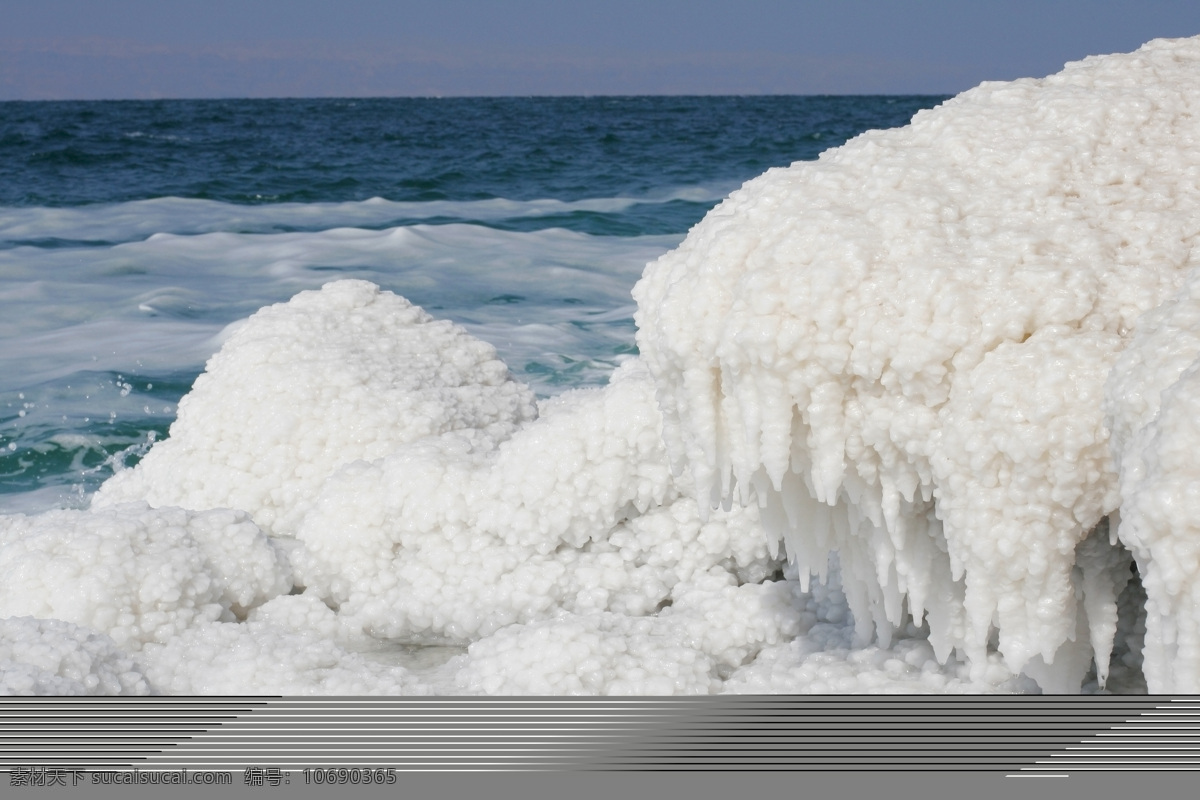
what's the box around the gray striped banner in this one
[2,696,1197,774]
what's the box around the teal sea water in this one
[0,96,946,510]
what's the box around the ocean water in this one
[0,96,946,512]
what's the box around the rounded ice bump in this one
[93,279,538,536]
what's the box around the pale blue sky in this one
[2,0,1198,98]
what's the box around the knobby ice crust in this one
[80,281,791,693]
[633,36,1200,692]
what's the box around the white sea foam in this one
[0,189,723,245]
[0,224,675,398]
[4,37,1200,696]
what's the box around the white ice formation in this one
[4,37,1200,695]
[0,505,291,649]
[1105,266,1200,692]
[95,280,539,536]
[634,36,1200,692]
[0,617,150,696]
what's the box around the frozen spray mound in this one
[89,281,792,691]
[634,36,1200,691]
[95,279,538,536]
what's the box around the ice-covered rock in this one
[633,36,1200,691]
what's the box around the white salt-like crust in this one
[0,504,291,649]
[451,576,810,695]
[294,359,778,643]
[452,612,722,695]
[633,36,1200,691]
[1105,267,1200,692]
[718,635,1032,694]
[718,559,1037,694]
[137,616,428,695]
[93,279,537,536]
[0,617,151,696]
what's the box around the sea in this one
[0,96,946,513]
